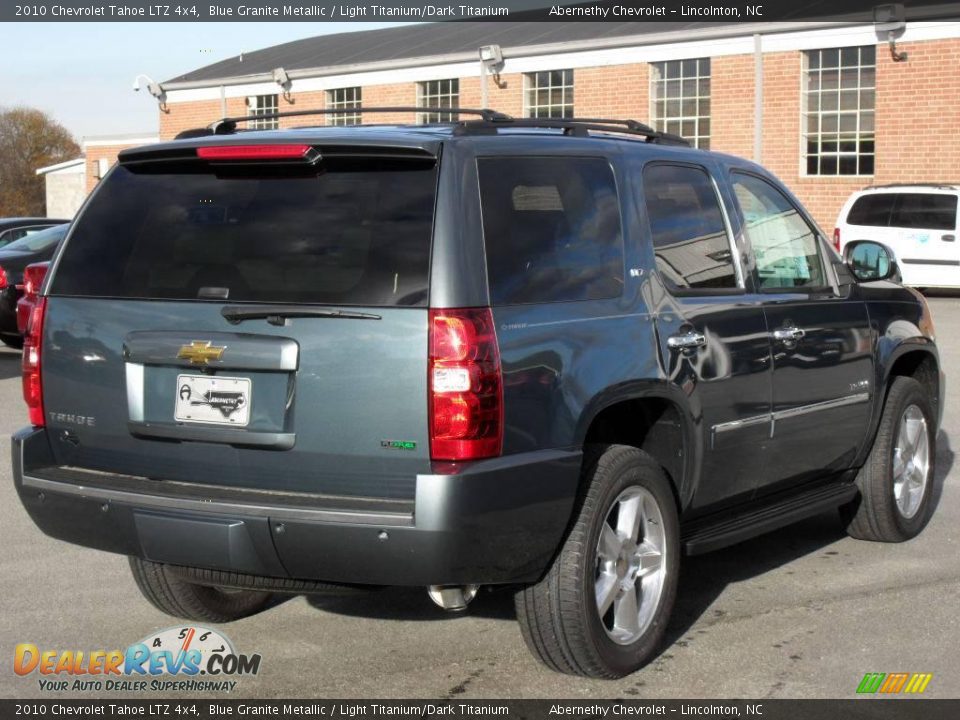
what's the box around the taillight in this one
[196,144,311,161]
[0,266,7,290]
[833,227,841,252]
[23,263,48,298]
[428,307,503,461]
[22,297,46,427]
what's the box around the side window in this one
[642,163,738,293]
[732,173,827,291]
[0,229,27,247]
[891,193,958,231]
[847,194,894,227]
[478,157,624,305]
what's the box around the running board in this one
[681,482,859,555]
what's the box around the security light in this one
[478,45,503,68]
[478,44,506,108]
[873,3,905,29]
[874,4,908,61]
[132,74,168,111]
[272,67,293,103]
[272,67,291,88]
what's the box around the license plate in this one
[175,374,251,426]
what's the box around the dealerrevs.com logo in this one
[14,626,261,692]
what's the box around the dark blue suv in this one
[12,108,944,677]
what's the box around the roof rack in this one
[455,116,689,145]
[174,106,690,147]
[199,107,510,136]
[864,182,960,190]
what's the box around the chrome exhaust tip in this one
[427,584,480,611]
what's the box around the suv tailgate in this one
[41,143,439,500]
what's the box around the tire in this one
[1,336,23,350]
[514,444,680,678]
[843,376,936,542]
[129,557,274,623]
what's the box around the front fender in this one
[857,299,941,466]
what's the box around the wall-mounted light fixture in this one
[478,45,506,108]
[874,4,908,62]
[272,67,294,103]
[133,74,168,112]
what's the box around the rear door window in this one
[891,193,957,231]
[641,163,739,293]
[51,157,438,307]
[477,157,624,305]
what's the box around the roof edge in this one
[163,20,850,90]
[35,157,85,175]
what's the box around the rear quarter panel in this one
[473,140,686,483]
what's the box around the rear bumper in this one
[12,428,581,586]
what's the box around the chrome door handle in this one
[772,327,806,342]
[667,331,707,350]
[942,234,956,242]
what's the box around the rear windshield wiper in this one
[222,305,382,326]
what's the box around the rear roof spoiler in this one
[117,141,439,165]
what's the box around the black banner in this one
[2,0,959,23]
[2,700,958,719]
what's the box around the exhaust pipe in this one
[427,584,479,611]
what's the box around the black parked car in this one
[12,108,944,678]
[0,223,69,348]
[0,217,70,250]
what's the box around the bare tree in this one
[0,107,80,217]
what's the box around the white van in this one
[834,185,960,288]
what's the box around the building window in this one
[803,46,876,176]
[650,59,711,149]
[248,94,278,130]
[417,79,459,123]
[524,70,574,118]
[327,87,362,126]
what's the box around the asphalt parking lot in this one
[2,296,959,700]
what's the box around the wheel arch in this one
[881,341,941,421]
[859,340,942,466]
[575,381,699,512]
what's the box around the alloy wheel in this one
[595,486,667,645]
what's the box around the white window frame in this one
[524,70,574,119]
[417,79,459,123]
[649,58,711,149]
[247,94,278,130]
[326,87,362,126]
[802,45,876,177]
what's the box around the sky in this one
[1,22,413,141]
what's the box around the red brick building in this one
[123,21,960,230]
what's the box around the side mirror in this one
[844,240,901,283]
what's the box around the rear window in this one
[51,157,438,307]
[478,157,624,305]
[847,192,957,231]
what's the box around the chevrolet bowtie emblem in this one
[177,341,226,365]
